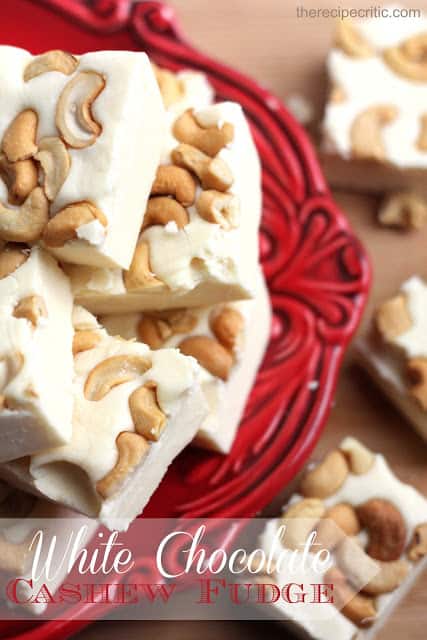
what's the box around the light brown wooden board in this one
[78,2,427,638]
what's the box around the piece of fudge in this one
[0,46,165,269]
[0,307,208,530]
[0,245,73,461]
[0,481,97,616]
[355,276,427,442]
[100,270,271,453]
[65,98,262,314]
[256,438,427,639]
[321,10,427,196]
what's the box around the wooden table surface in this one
[78,1,427,638]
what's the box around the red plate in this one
[0,0,370,636]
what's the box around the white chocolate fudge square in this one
[321,9,427,195]
[355,276,427,442]
[0,309,208,530]
[256,438,427,639]
[66,99,262,313]
[0,46,165,269]
[0,481,97,616]
[101,270,271,453]
[0,246,73,461]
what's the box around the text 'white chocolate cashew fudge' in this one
[0,245,73,461]
[0,46,165,269]
[0,307,208,530]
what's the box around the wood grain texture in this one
[78,1,427,638]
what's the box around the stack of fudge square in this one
[0,45,271,541]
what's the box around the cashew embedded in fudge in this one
[129,382,167,441]
[178,335,234,381]
[356,498,407,562]
[123,241,165,291]
[173,109,234,156]
[84,354,152,401]
[35,137,71,201]
[375,294,412,342]
[334,18,374,58]
[325,566,376,628]
[299,450,349,498]
[2,109,38,162]
[13,295,48,327]
[279,497,326,550]
[384,33,427,82]
[42,201,107,248]
[0,187,48,243]
[350,105,398,161]
[196,190,239,230]
[172,143,233,192]
[56,71,105,148]
[210,306,244,351]
[24,50,78,82]
[0,245,28,279]
[142,196,189,231]
[96,431,149,499]
[150,165,196,207]
[152,64,184,108]
[0,153,38,206]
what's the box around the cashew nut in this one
[142,197,189,231]
[375,294,412,342]
[156,309,198,334]
[150,165,196,207]
[0,187,48,243]
[2,110,38,162]
[325,566,376,627]
[96,431,149,499]
[137,316,172,349]
[299,450,349,498]
[178,335,234,381]
[384,34,427,82]
[152,64,184,108]
[173,109,234,156]
[0,245,28,279]
[407,523,427,561]
[210,306,244,351]
[339,438,375,475]
[42,201,107,248]
[73,330,101,356]
[123,242,164,291]
[407,357,427,410]
[24,50,78,82]
[280,498,325,550]
[357,498,407,562]
[56,71,105,148]
[129,382,167,441]
[13,295,47,326]
[196,190,239,230]
[337,537,409,595]
[35,137,71,201]
[316,503,361,550]
[378,191,427,230]
[84,354,152,401]
[172,143,233,192]
[417,114,427,151]
[334,19,374,58]
[0,154,38,205]
[350,105,397,161]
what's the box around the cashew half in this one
[2,110,38,163]
[96,431,149,499]
[178,335,234,381]
[196,190,239,230]
[375,294,412,342]
[325,567,376,627]
[152,64,184,108]
[299,450,349,498]
[84,354,152,401]
[73,330,101,356]
[0,154,38,205]
[408,523,427,561]
[0,187,48,243]
[56,71,105,148]
[350,105,397,161]
[13,295,47,326]
[0,245,28,279]
[123,242,164,291]
[316,503,361,550]
[42,201,107,248]
[357,498,406,562]
[384,34,427,82]
[339,438,375,474]
[142,197,189,231]
[173,110,234,156]
[334,19,374,58]
[210,306,244,351]
[150,165,196,206]
[24,50,78,82]
[280,498,326,550]
[378,191,427,230]
[172,144,233,192]
[129,382,167,441]
[35,137,71,201]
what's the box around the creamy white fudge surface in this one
[0,481,97,616]
[0,46,165,269]
[0,309,208,530]
[0,247,73,461]
[258,438,427,640]
[322,7,427,182]
[67,99,262,314]
[355,276,427,441]
[101,271,271,454]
